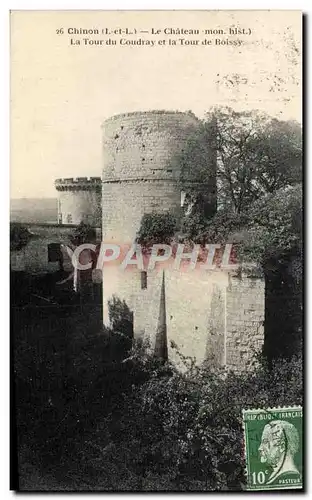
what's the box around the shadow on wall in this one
[264,256,302,362]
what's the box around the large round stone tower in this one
[101,110,217,329]
[55,177,101,226]
[102,110,216,241]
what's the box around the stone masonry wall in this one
[10,224,75,274]
[225,272,265,372]
[103,265,265,373]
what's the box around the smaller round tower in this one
[55,177,101,226]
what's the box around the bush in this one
[15,287,302,491]
[70,221,96,246]
[136,212,177,247]
[84,349,302,491]
[107,295,133,357]
[10,223,33,251]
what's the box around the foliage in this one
[85,350,303,491]
[238,183,302,264]
[13,268,302,492]
[179,184,302,363]
[136,212,177,247]
[108,295,133,355]
[10,222,32,251]
[176,120,217,223]
[177,120,216,187]
[181,183,302,266]
[181,207,247,245]
[174,106,301,226]
[70,221,96,246]
[206,106,302,213]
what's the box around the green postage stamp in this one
[243,406,303,491]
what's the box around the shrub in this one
[70,221,96,246]
[87,350,303,491]
[136,212,177,247]
[10,223,32,251]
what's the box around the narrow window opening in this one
[180,191,186,207]
[140,271,147,289]
[48,243,61,262]
[48,243,64,271]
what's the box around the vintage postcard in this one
[10,10,302,491]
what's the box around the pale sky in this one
[10,10,301,198]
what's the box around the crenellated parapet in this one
[54,177,102,225]
[55,177,101,192]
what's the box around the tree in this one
[239,184,303,360]
[10,223,32,251]
[176,107,301,217]
[205,106,302,213]
[182,183,302,263]
[235,183,302,265]
[176,107,302,264]
[176,119,217,221]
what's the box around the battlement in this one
[55,177,101,191]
